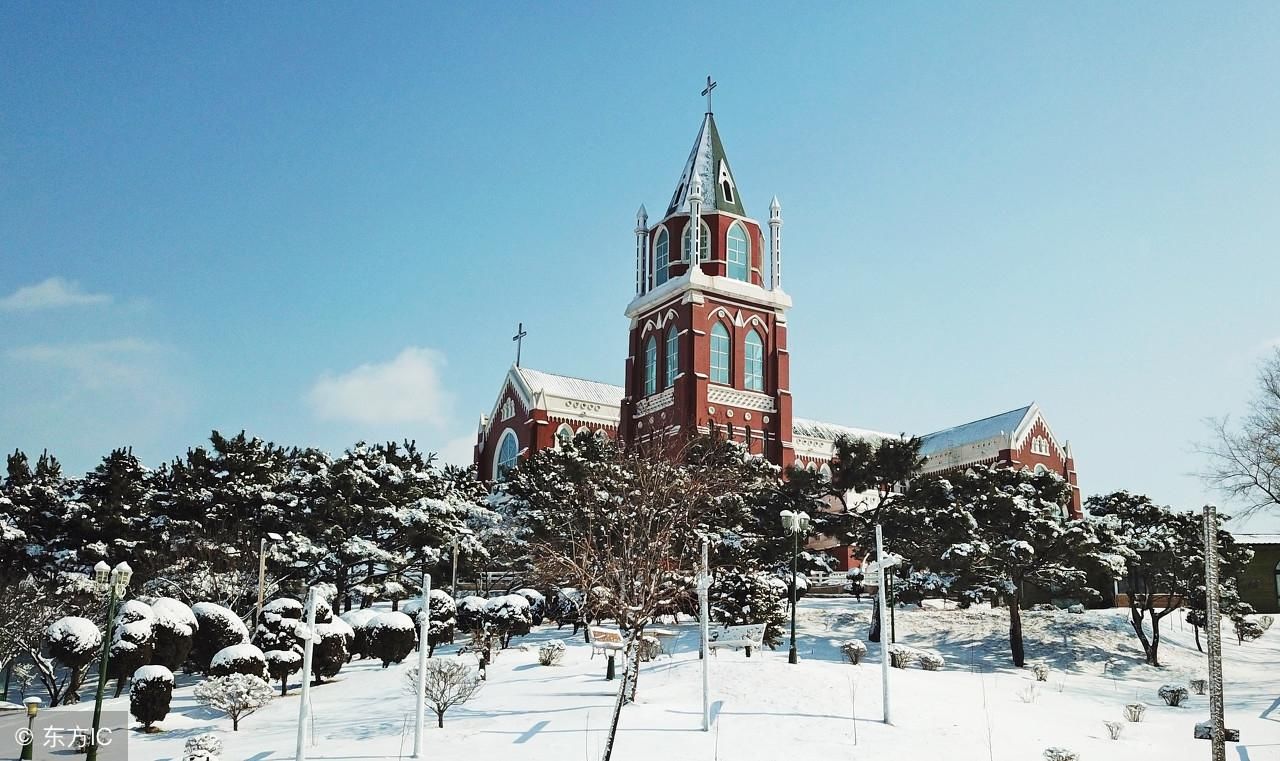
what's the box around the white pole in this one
[699,539,710,732]
[296,587,317,761]
[254,537,267,631]
[413,573,431,756]
[451,538,458,595]
[1203,506,1226,761]
[876,524,891,725]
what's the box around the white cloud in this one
[6,338,162,389]
[0,277,111,311]
[437,433,478,469]
[306,347,454,427]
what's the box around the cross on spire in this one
[512,322,528,367]
[701,75,717,114]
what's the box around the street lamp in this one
[780,510,811,665]
[20,697,41,760]
[255,532,285,631]
[87,560,131,761]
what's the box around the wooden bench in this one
[587,625,625,659]
[707,623,766,657]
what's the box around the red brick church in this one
[474,87,1082,525]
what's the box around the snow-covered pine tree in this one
[129,665,174,731]
[43,616,101,704]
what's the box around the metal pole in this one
[86,584,118,761]
[451,538,458,595]
[255,537,267,632]
[876,524,891,725]
[296,587,317,761]
[1203,505,1226,761]
[788,530,799,664]
[413,573,431,756]
[699,539,710,731]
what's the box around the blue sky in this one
[2,4,1277,528]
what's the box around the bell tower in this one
[620,85,794,467]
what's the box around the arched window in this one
[710,323,731,385]
[643,335,658,396]
[743,329,764,391]
[1034,463,1048,475]
[820,463,832,481]
[494,429,519,481]
[555,423,574,449]
[664,326,679,388]
[727,222,750,281]
[683,219,711,262]
[654,228,670,286]
[595,429,608,441]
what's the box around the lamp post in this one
[413,572,431,757]
[20,697,40,760]
[255,532,285,631]
[87,560,131,761]
[696,539,711,731]
[780,510,811,665]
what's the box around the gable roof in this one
[919,404,1033,456]
[514,367,624,407]
[792,417,898,444]
[665,113,747,218]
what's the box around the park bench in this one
[707,623,766,657]
[587,625,625,659]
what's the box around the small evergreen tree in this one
[264,649,302,695]
[208,644,268,679]
[367,612,415,667]
[149,598,197,671]
[310,622,349,683]
[129,666,174,732]
[45,617,102,704]
[191,603,249,673]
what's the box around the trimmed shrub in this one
[1124,703,1146,722]
[486,595,533,648]
[339,609,379,659]
[182,733,222,761]
[209,643,268,679]
[547,587,584,630]
[840,640,867,665]
[111,618,155,697]
[1189,678,1207,695]
[887,643,917,669]
[310,622,349,683]
[1067,604,1085,614]
[1043,748,1078,761]
[46,617,102,704]
[917,650,945,671]
[191,603,250,673]
[455,596,490,634]
[254,598,303,651]
[1031,663,1049,682]
[129,665,174,731]
[368,612,416,667]
[1104,720,1123,740]
[516,588,547,625]
[538,639,566,666]
[265,649,302,695]
[150,598,197,672]
[1159,684,1188,707]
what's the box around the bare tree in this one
[1202,348,1280,516]
[404,659,484,728]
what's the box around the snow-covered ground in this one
[83,600,1280,759]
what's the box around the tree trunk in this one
[1130,605,1155,665]
[601,650,631,761]
[1148,612,1163,667]
[233,714,239,731]
[114,676,125,698]
[436,710,444,728]
[1194,624,1203,653]
[868,597,882,643]
[1008,597,1025,667]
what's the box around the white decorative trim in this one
[707,384,776,413]
[634,387,675,417]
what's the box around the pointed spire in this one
[636,204,649,230]
[770,196,781,216]
[666,113,746,218]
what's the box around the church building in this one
[474,87,1082,541]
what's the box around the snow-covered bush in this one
[339,609,379,659]
[1189,678,1207,695]
[710,571,787,649]
[118,599,154,625]
[455,595,490,633]
[209,643,268,679]
[1018,683,1039,703]
[1234,616,1264,644]
[403,590,459,655]
[516,588,547,625]
[1067,603,1085,615]
[1031,603,1056,612]
[191,602,250,673]
[886,643,918,669]
[151,597,197,671]
[840,640,867,665]
[254,598,303,651]
[547,587,583,630]
[1159,684,1188,706]
[1031,662,1050,682]
[110,617,155,696]
[1124,703,1146,722]
[129,665,174,731]
[368,611,416,667]
[486,594,533,647]
[1043,748,1079,761]
[917,650,945,671]
[45,616,102,704]
[310,622,349,682]
[265,649,302,695]
[1104,720,1123,740]
[182,733,222,761]
[1259,614,1275,632]
[537,639,566,666]
[194,673,274,731]
[403,659,484,728]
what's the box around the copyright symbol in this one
[14,727,33,745]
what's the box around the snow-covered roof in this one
[1234,533,1280,545]
[919,405,1034,456]
[665,113,747,218]
[792,418,898,444]
[515,367,624,407]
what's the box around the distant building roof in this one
[514,367,624,407]
[792,418,897,444]
[1234,533,1280,545]
[919,405,1034,456]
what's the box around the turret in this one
[635,204,649,294]
[769,196,782,290]
[688,175,703,264]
